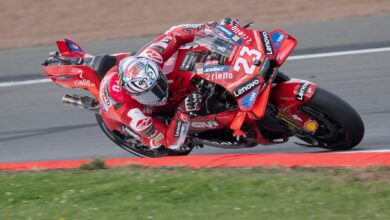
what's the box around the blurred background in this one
[0,0,390,162]
[1,0,389,48]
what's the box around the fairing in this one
[43,25,308,147]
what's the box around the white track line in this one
[1,46,390,88]
[288,46,390,60]
[0,78,51,88]
[333,149,390,153]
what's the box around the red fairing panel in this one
[270,79,317,128]
[43,65,101,99]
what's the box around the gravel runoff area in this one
[1,0,390,49]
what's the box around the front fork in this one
[270,79,318,134]
[245,79,318,145]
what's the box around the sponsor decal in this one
[204,60,219,66]
[271,32,284,50]
[215,24,234,36]
[65,40,82,52]
[75,72,95,87]
[135,118,152,131]
[260,31,273,55]
[100,92,111,112]
[214,25,242,45]
[191,121,219,129]
[99,78,112,112]
[150,36,172,53]
[121,125,141,140]
[179,53,197,70]
[170,122,190,149]
[166,24,204,34]
[228,45,238,61]
[231,26,253,44]
[195,65,230,74]
[232,77,260,97]
[304,120,318,133]
[296,82,311,101]
[182,24,203,30]
[149,129,164,142]
[174,121,183,137]
[206,72,233,81]
[111,80,122,93]
[74,79,94,87]
[128,108,153,131]
[139,49,163,64]
[203,140,235,146]
[183,24,204,33]
[241,87,259,108]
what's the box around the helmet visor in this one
[133,72,168,106]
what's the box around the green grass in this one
[0,166,389,220]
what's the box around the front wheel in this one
[95,113,193,157]
[296,88,364,150]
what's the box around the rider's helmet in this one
[118,56,168,106]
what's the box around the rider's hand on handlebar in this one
[180,93,203,115]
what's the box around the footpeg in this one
[62,94,99,111]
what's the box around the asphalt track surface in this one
[1,16,390,162]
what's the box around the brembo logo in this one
[233,78,260,97]
[296,82,311,101]
[261,32,273,55]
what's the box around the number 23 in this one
[233,46,262,74]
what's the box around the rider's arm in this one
[120,101,194,149]
[137,23,215,67]
[137,18,240,67]
[128,20,238,149]
[123,23,211,149]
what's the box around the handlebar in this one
[42,51,85,66]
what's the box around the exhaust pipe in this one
[62,94,99,111]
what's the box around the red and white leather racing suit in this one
[99,22,216,149]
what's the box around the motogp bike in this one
[42,23,364,157]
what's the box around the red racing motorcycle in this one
[42,23,364,157]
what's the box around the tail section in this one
[42,38,101,99]
[56,38,85,57]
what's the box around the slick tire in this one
[300,87,364,150]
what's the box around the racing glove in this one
[180,93,204,114]
[165,93,203,150]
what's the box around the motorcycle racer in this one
[99,18,240,150]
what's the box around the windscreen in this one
[193,29,236,57]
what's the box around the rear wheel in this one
[95,113,193,157]
[296,88,364,150]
